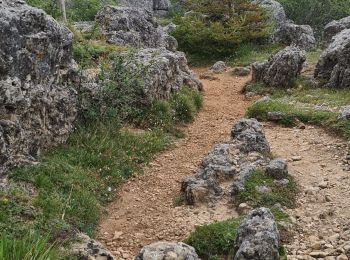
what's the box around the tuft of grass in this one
[186,219,240,259]
[0,232,62,260]
[236,170,298,208]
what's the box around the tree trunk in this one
[59,0,67,22]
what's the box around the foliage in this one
[171,0,271,60]
[277,0,350,37]
[186,219,240,259]
[0,232,61,260]
[236,170,298,208]
[27,0,117,21]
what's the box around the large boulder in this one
[314,29,350,88]
[96,6,177,51]
[0,0,76,174]
[130,48,203,99]
[118,0,171,16]
[324,16,350,47]
[276,23,316,51]
[135,242,199,260]
[254,0,315,50]
[252,46,306,88]
[233,208,280,260]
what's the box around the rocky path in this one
[97,69,251,259]
[265,125,350,260]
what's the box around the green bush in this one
[277,0,350,37]
[186,219,240,259]
[0,232,61,260]
[171,0,270,60]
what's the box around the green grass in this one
[236,170,298,208]
[0,232,62,260]
[186,219,240,259]
[229,43,284,67]
[1,125,172,253]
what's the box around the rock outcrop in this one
[233,208,280,260]
[252,46,306,88]
[129,48,203,98]
[118,0,171,16]
[135,242,199,260]
[324,16,350,47]
[210,61,227,74]
[314,29,350,88]
[72,233,115,260]
[96,6,177,51]
[181,119,272,205]
[254,0,315,50]
[0,0,76,174]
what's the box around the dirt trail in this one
[97,69,251,259]
[265,125,350,259]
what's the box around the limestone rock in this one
[72,233,115,260]
[0,0,77,174]
[266,158,289,180]
[135,242,199,260]
[96,6,177,51]
[210,61,227,74]
[314,29,350,88]
[338,106,350,121]
[324,16,350,47]
[252,46,306,88]
[234,208,280,260]
[233,67,251,77]
[118,0,171,15]
[267,112,284,122]
[231,118,271,154]
[276,23,316,51]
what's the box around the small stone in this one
[310,251,328,258]
[267,111,284,122]
[337,255,348,260]
[266,158,289,180]
[292,156,302,161]
[319,181,329,189]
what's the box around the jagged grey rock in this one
[254,0,315,50]
[276,23,316,51]
[129,48,203,98]
[135,242,199,260]
[234,208,280,260]
[72,233,115,260]
[0,0,76,174]
[233,67,251,77]
[210,61,227,74]
[314,29,350,88]
[266,159,288,180]
[96,6,177,51]
[324,16,350,47]
[252,46,306,88]
[267,112,284,121]
[338,106,350,121]
[182,119,273,205]
[118,0,172,15]
[231,118,271,154]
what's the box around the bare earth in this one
[98,69,350,260]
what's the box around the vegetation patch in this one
[236,169,298,208]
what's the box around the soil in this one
[97,68,350,260]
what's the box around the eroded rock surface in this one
[96,6,177,51]
[234,207,280,260]
[135,242,199,260]
[315,29,350,88]
[182,119,274,205]
[252,46,306,88]
[0,0,76,174]
[118,0,171,16]
[324,16,350,47]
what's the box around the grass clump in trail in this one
[235,169,298,209]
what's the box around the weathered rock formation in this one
[118,0,171,16]
[324,16,350,47]
[254,0,316,50]
[96,6,177,51]
[210,61,227,74]
[252,46,306,88]
[314,29,350,88]
[72,233,115,260]
[135,242,199,260]
[0,0,76,174]
[182,119,274,205]
[233,208,280,260]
